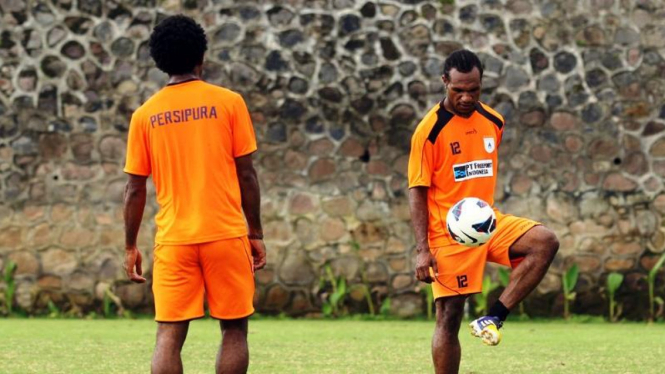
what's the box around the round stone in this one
[279,250,315,286]
[553,51,577,73]
[266,123,287,143]
[8,251,39,275]
[504,65,530,89]
[288,77,308,94]
[600,49,623,71]
[110,37,134,58]
[459,4,477,22]
[64,16,93,35]
[649,137,665,157]
[615,27,640,45]
[265,51,289,72]
[339,14,361,36]
[280,99,306,121]
[41,56,67,78]
[536,74,559,93]
[319,62,338,84]
[318,87,343,102]
[577,25,606,46]
[60,40,85,60]
[643,121,665,136]
[99,136,126,160]
[360,2,377,18]
[308,159,336,182]
[115,283,146,308]
[93,22,114,42]
[42,247,78,276]
[581,103,603,123]
[398,61,417,76]
[214,23,242,44]
[78,0,102,16]
[267,6,294,26]
[602,173,637,192]
[380,37,400,60]
[279,29,304,48]
[390,293,423,318]
[585,68,607,89]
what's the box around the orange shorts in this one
[430,212,539,300]
[152,236,255,322]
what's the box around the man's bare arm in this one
[235,154,266,270]
[123,174,148,283]
[409,186,438,283]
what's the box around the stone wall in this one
[0,0,664,318]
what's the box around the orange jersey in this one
[124,80,257,245]
[408,101,505,248]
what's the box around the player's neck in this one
[167,72,201,86]
[443,98,475,119]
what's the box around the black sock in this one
[488,300,510,322]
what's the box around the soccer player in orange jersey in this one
[408,50,559,373]
[123,15,265,374]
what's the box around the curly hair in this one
[149,15,208,75]
[443,49,484,80]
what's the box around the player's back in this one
[125,80,257,245]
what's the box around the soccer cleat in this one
[469,316,503,346]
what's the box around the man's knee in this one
[156,322,189,349]
[538,227,559,259]
[220,318,248,336]
[435,297,466,337]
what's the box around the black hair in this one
[149,15,208,75]
[443,49,484,80]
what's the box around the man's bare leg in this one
[152,321,189,374]
[216,318,249,374]
[432,295,468,374]
[499,225,559,309]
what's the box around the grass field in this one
[0,319,664,373]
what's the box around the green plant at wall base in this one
[497,267,528,319]
[321,264,348,317]
[2,260,17,315]
[474,276,499,316]
[648,253,665,323]
[562,264,579,320]
[103,290,113,318]
[421,284,434,320]
[348,240,377,315]
[46,300,61,318]
[380,297,391,316]
[606,272,624,323]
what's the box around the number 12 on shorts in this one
[456,275,468,288]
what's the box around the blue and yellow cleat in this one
[469,316,503,346]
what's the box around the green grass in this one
[0,319,664,373]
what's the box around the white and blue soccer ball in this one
[446,197,497,247]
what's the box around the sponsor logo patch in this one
[484,137,495,153]
[452,159,494,182]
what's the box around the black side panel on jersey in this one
[427,104,454,144]
[475,103,504,130]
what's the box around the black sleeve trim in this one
[475,103,504,130]
[427,104,454,144]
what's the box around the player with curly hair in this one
[123,15,265,374]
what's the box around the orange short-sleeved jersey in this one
[408,101,505,248]
[124,80,257,245]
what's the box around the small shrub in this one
[473,275,499,316]
[562,264,579,320]
[606,272,623,323]
[648,253,665,323]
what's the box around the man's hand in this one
[415,248,438,284]
[249,238,267,271]
[124,246,147,283]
